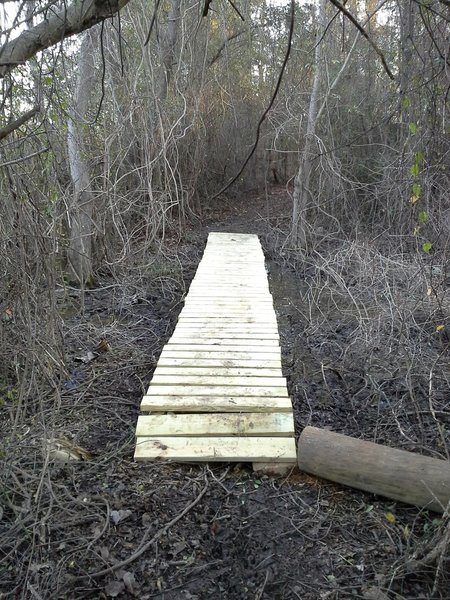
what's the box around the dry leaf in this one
[75,350,98,364]
[105,581,125,597]
[110,509,132,525]
[48,438,92,462]
[95,338,110,353]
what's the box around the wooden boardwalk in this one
[134,232,296,466]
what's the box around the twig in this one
[327,0,394,80]
[0,146,49,167]
[0,106,40,140]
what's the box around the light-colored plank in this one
[176,318,277,325]
[136,413,294,437]
[174,323,278,330]
[160,350,281,361]
[171,333,279,340]
[157,358,282,369]
[184,295,273,302]
[163,344,281,353]
[177,316,277,322]
[179,312,276,318]
[153,366,283,377]
[151,375,286,387]
[174,324,278,330]
[145,385,289,397]
[134,436,297,462]
[167,338,279,347]
[140,395,293,412]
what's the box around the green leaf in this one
[410,163,420,177]
[409,122,417,135]
[418,211,428,223]
[415,151,423,163]
[385,511,396,523]
[402,96,411,109]
[412,182,422,197]
[422,242,433,253]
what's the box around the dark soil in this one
[1,189,449,599]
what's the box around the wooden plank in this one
[176,318,277,324]
[184,296,273,310]
[157,358,282,369]
[136,413,294,437]
[153,366,283,377]
[140,395,293,412]
[167,338,279,347]
[145,385,289,397]
[173,326,279,333]
[171,333,279,340]
[179,312,276,318]
[134,436,297,462]
[151,375,287,387]
[163,344,281,353]
[184,297,273,303]
[160,350,281,361]
[174,323,278,330]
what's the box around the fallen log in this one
[297,427,450,513]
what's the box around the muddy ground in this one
[1,189,449,599]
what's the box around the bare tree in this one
[66,29,98,285]
[289,0,327,250]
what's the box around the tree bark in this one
[156,0,182,105]
[66,29,97,285]
[298,427,450,513]
[0,0,131,78]
[290,0,326,250]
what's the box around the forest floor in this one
[1,189,449,599]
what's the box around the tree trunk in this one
[67,29,97,285]
[298,427,450,513]
[156,0,182,105]
[290,0,327,250]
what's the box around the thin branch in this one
[327,0,394,80]
[0,106,39,140]
[211,0,295,200]
[209,28,248,67]
[316,31,360,123]
[144,0,162,46]
[0,146,49,167]
[227,0,245,22]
